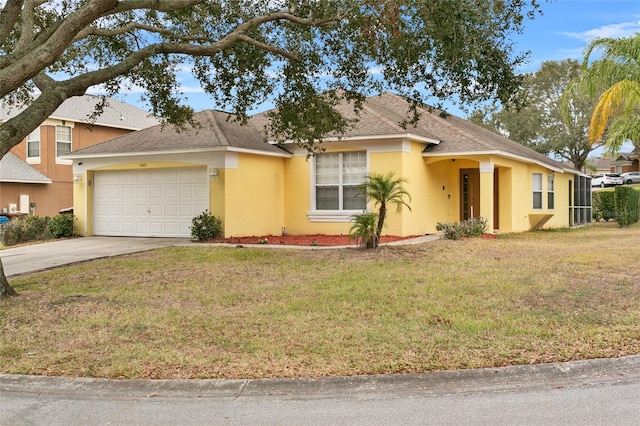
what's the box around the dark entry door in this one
[460,169,480,220]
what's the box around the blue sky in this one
[108,1,640,124]
[517,0,640,73]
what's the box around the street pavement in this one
[1,236,639,424]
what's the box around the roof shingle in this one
[0,94,159,131]
[0,152,52,184]
[66,92,570,172]
[67,110,288,157]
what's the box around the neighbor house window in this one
[532,173,543,209]
[56,125,72,158]
[26,128,40,163]
[315,151,367,211]
[547,175,555,210]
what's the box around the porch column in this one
[479,162,494,234]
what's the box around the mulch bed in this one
[208,234,419,247]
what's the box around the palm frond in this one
[604,114,640,154]
[589,79,640,142]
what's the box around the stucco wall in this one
[69,141,580,238]
[221,153,286,238]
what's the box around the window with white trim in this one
[56,125,72,158]
[532,173,543,209]
[26,128,40,163]
[547,175,555,210]
[315,151,367,211]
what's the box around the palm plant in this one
[358,172,412,248]
[349,211,379,248]
[564,34,640,153]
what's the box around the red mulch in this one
[207,234,419,247]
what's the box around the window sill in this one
[307,210,365,223]
[55,158,72,166]
[26,157,41,165]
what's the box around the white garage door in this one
[93,168,209,237]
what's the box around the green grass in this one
[1,222,640,379]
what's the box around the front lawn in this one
[1,222,639,379]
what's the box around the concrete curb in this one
[2,355,639,400]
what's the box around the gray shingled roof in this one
[0,94,159,131]
[64,92,570,172]
[250,93,441,142]
[0,152,52,184]
[66,109,289,157]
[252,92,567,171]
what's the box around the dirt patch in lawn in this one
[208,234,420,246]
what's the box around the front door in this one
[460,169,480,220]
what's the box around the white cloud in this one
[562,20,640,42]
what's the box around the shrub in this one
[191,210,223,240]
[24,215,52,241]
[592,191,616,221]
[614,186,639,226]
[436,217,488,240]
[463,217,488,237]
[0,214,74,246]
[435,221,463,240]
[1,218,25,246]
[49,214,76,238]
[349,212,379,248]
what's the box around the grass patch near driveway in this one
[2,222,640,379]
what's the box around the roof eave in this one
[423,150,567,173]
[0,178,52,184]
[268,133,441,145]
[63,146,292,160]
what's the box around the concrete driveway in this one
[1,235,440,277]
[0,236,191,277]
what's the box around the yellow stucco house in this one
[66,93,592,238]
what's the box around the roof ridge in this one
[361,95,409,132]
[202,110,231,147]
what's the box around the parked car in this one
[591,173,624,188]
[620,171,640,185]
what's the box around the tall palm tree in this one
[567,34,640,152]
[358,172,411,248]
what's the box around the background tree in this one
[564,34,640,153]
[0,0,541,296]
[358,172,411,248]
[469,59,602,171]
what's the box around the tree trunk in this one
[376,204,387,248]
[0,257,18,297]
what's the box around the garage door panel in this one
[164,186,178,198]
[121,203,134,215]
[94,167,208,237]
[164,204,178,217]
[121,222,135,233]
[149,186,163,198]
[122,187,135,199]
[148,204,163,217]
[164,222,178,234]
